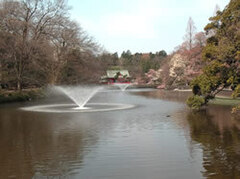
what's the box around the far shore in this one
[0,86,239,106]
[0,88,45,104]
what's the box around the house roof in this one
[106,70,130,78]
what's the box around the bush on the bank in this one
[232,105,240,116]
[0,89,45,103]
[186,95,205,110]
[232,85,240,98]
[0,93,29,103]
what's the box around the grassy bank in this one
[0,88,45,104]
[210,97,240,106]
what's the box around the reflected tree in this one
[0,111,99,178]
[187,110,240,178]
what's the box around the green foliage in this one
[210,97,240,106]
[114,72,121,80]
[203,0,240,65]
[202,43,218,60]
[232,105,240,116]
[140,60,161,73]
[232,85,240,98]
[190,63,222,97]
[121,50,132,59]
[141,60,151,73]
[186,95,205,110]
[120,50,167,76]
[156,50,167,58]
[188,0,240,109]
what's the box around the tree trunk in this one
[0,61,2,85]
[17,79,22,91]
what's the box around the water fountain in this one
[55,85,101,109]
[113,83,131,91]
[21,85,135,113]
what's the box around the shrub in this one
[232,85,240,98]
[0,89,45,103]
[232,105,240,116]
[186,95,205,110]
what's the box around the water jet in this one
[20,85,135,113]
[113,83,131,91]
[55,85,101,109]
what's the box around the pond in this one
[0,89,240,178]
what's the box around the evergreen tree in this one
[187,0,240,110]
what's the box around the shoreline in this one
[0,88,45,104]
[0,86,239,106]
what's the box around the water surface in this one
[0,89,240,178]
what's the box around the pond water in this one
[0,89,240,178]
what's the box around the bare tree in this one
[0,0,102,88]
[0,0,69,90]
[44,17,100,84]
[194,32,206,47]
[184,17,196,50]
[213,4,220,16]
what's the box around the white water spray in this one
[113,83,131,91]
[55,85,101,109]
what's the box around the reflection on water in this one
[0,110,99,178]
[138,90,240,178]
[186,107,240,178]
[0,89,240,178]
[132,90,192,103]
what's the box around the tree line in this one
[0,0,106,91]
[0,0,169,91]
[99,50,168,79]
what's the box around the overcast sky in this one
[69,0,230,55]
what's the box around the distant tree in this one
[213,4,221,16]
[207,4,221,37]
[134,53,141,57]
[98,53,117,69]
[121,51,126,58]
[125,50,132,59]
[194,32,207,47]
[157,50,167,58]
[121,50,132,67]
[112,52,118,59]
[141,60,151,73]
[149,52,155,59]
[112,52,119,66]
[174,41,188,53]
[184,17,197,50]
